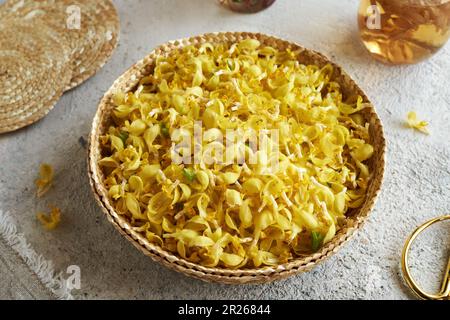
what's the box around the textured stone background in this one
[0,0,449,300]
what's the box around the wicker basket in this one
[88,32,386,284]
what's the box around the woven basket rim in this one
[88,32,386,284]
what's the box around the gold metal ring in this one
[401,215,450,300]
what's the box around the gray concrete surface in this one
[0,0,449,300]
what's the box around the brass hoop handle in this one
[401,215,450,300]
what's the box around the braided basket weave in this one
[88,32,386,284]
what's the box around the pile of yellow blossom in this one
[99,39,374,268]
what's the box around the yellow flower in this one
[35,163,54,197]
[407,111,429,135]
[37,206,61,230]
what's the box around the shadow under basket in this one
[88,32,386,284]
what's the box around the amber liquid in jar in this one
[219,0,276,13]
[358,0,450,64]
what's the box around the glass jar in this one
[219,0,276,13]
[358,0,450,64]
